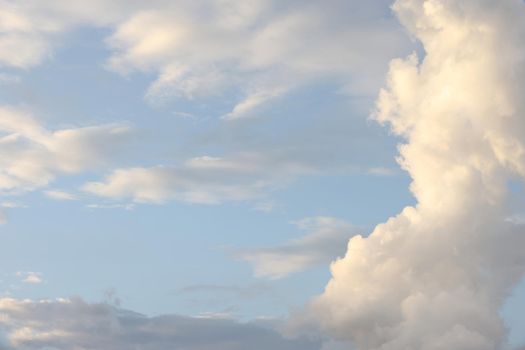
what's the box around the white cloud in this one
[86,203,135,210]
[105,0,410,118]
[1,0,410,104]
[236,217,358,279]
[0,106,132,195]
[0,1,411,207]
[83,153,315,204]
[0,297,321,350]
[367,167,398,176]
[296,1,525,349]
[0,202,26,208]
[44,190,76,201]
[15,272,43,284]
[223,86,290,120]
[0,3,55,68]
[0,0,156,68]
[0,201,27,225]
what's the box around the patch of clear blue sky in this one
[0,172,415,316]
[0,20,524,346]
[0,26,411,316]
[503,278,525,347]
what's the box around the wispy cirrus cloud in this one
[235,217,358,279]
[82,153,316,204]
[106,0,410,118]
[44,189,77,201]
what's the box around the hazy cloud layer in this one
[0,1,410,114]
[0,297,321,350]
[297,1,525,349]
[105,0,409,117]
[1,1,411,210]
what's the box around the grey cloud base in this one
[0,297,321,350]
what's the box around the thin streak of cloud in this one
[236,217,358,279]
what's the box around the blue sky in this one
[1,1,525,349]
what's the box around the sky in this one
[0,0,525,349]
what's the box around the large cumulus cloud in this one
[297,1,525,349]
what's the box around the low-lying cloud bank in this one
[0,297,320,350]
